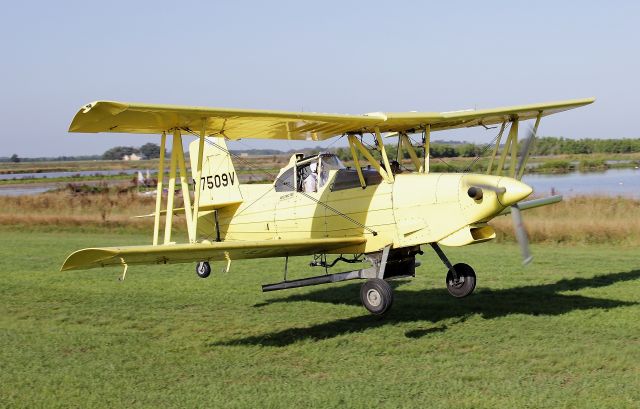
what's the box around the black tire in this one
[196,261,211,278]
[445,263,476,298]
[360,278,394,315]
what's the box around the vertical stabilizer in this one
[189,137,243,209]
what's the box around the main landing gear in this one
[356,245,476,314]
[262,246,419,316]
[260,243,476,316]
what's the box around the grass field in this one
[1,226,638,408]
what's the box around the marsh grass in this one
[0,191,162,229]
[578,158,608,171]
[2,191,638,244]
[491,195,640,244]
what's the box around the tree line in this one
[4,137,640,163]
[332,137,640,162]
[530,137,640,155]
[102,143,164,160]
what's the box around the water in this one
[0,186,53,196]
[523,168,640,198]
[0,169,142,181]
[0,168,638,197]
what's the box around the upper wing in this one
[69,101,383,140]
[61,237,366,271]
[383,98,595,132]
[69,98,594,140]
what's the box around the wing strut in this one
[192,122,207,242]
[152,132,167,245]
[496,118,519,176]
[151,129,196,246]
[423,124,430,173]
[347,135,392,183]
[517,113,542,180]
[394,126,430,174]
[486,122,507,175]
[174,129,195,241]
[163,131,178,243]
[485,111,543,178]
[399,132,424,173]
[347,135,367,188]
[374,127,394,182]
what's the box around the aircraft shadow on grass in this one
[210,269,640,347]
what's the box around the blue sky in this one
[1,1,638,156]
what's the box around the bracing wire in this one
[407,134,460,172]
[462,122,511,173]
[183,129,378,236]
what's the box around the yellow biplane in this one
[62,97,594,314]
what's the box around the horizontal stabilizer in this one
[61,237,366,271]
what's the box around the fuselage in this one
[200,167,532,254]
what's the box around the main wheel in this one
[360,278,394,315]
[196,261,211,278]
[445,263,476,298]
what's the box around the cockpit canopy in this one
[274,152,382,193]
[275,152,344,192]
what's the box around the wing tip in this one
[68,101,128,133]
[60,247,118,271]
[570,96,596,105]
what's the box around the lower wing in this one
[61,237,366,271]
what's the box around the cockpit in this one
[274,152,383,193]
[296,153,345,192]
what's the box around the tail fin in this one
[189,137,243,209]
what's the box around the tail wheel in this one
[446,263,476,298]
[196,261,211,278]
[360,278,394,315]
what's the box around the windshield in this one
[319,154,344,188]
[320,154,345,171]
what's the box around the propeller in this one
[465,124,537,265]
[510,125,536,265]
[511,204,532,264]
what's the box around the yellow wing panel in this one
[383,98,596,132]
[60,237,366,271]
[69,101,383,140]
[69,98,594,140]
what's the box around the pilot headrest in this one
[310,163,317,172]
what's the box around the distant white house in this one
[122,153,141,161]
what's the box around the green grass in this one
[1,227,639,408]
[0,159,161,173]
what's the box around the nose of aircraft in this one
[497,177,533,206]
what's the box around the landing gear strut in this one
[430,243,476,298]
